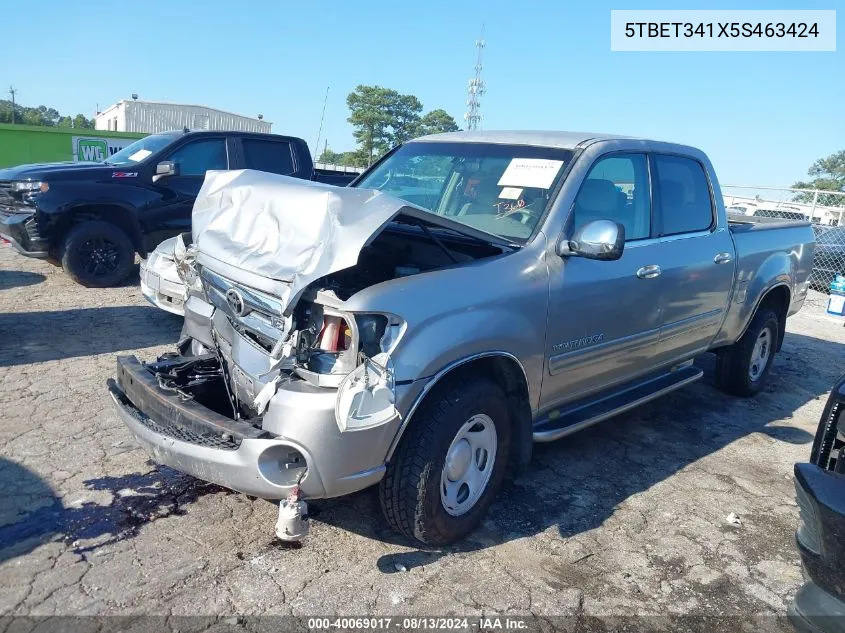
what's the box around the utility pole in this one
[464,26,486,131]
[9,86,17,124]
[313,86,329,161]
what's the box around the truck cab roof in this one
[411,130,704,156]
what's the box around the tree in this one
[418,109,459,136]
[317,147,368,168]
[0,99,94,128]
[388,93,423,147]
[793,150,845,207]
[347,85,399,166]
[346,85,459,166]
[317,148,342,164]
[72,113,95,129]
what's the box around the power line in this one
[464,25,485,131]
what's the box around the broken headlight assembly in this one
[333,313,406,432]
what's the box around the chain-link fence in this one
[722,185,845,306]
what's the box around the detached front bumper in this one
[110,355,403,500]
[0,211,49,258]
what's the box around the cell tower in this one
[464,27,485,131]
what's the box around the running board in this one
[532,365,703,443]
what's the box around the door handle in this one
[636,265,661,279]
[714,252,733,264]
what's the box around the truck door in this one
[143,136,231,252]
[234,136,297,177]
[541,153,665,409]
[650,154,735,360]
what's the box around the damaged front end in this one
[111,170,509,506]
[200,264,403,431]
[139,232,199,317]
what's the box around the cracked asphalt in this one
[1,244,844,623]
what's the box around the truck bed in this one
[729,214,811,231]
[710,217,815,348]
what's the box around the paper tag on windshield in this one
[499,187,522,200]
[128,149,152,161]
[498,158,564,189]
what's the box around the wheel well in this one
[405,355,534,472]
[61,206,142,254]
[757,285,790,351]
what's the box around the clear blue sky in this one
[3,0,841,186]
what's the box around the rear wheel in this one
[61,221,135,288]
[716,307,779,397]
[379,378,512,546]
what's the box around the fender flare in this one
[385,350,531,464]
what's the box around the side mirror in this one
[559,219,625,261]
[152,161,178,182]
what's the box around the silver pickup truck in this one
[109,131,815,545]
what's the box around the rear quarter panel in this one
[711,221,815,348]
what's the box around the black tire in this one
[379,377,512,546]
[716,307,780,397]
[61,221,135,288]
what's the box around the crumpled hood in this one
[191,169,410,309]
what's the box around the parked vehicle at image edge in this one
[810,224,845,291]
[790,374,845,632]
[753,208,809,222]
[108,130,815,545]
[0,130,359,288]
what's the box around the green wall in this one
[0,124,145,168]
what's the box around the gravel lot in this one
[2,243,844,624]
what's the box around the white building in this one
[95,99,271,134]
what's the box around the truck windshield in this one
[104,133,179,166]
[355,142,574,243]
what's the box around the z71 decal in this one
[112,171,138,178]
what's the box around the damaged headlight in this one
[335,353,398,431]
[332,313,406,432]
[355,313,406,357]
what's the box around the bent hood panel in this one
[192,170,407,309]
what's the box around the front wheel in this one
[716,307,780,397]
[379,378,512,546]
[61,221,135,288]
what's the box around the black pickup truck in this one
[0,130,358,287]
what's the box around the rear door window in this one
[241,139,295,176]
[653,155,714,235]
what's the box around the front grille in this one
[0,181,29,217]
[122,396,241,450]
[24,216,43,241]
[201,267,288,350]
[814,399,844,472]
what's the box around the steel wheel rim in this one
[440,413,497,517]
[78,237,120,276]
[749,328,772,382]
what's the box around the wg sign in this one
[72,136,134,162]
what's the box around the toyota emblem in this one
[225,288,246,316]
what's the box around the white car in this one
[139,236,189,316]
